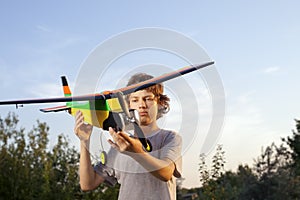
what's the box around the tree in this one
[248,120,300,199]
[211,144,225,179]
[190,119,300,199]
[0,112,120,199]
[198,144,227,199]
[284,119,300,175]
[198,144,225,185]
[198,153,209,185]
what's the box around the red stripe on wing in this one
[40,105,70,113]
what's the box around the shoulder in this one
[158,129,182,143]
[149,129,182,150]
[154,129,180,136]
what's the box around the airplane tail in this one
[61,76,71,96]
[61,76,72,107]
[40,76,72,113]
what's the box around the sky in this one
[0,1,300,189]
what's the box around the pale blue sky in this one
[0,1,299,188]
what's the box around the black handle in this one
[133,122,152,152]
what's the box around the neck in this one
[140,122,159,136]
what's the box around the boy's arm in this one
[74,111,104,190]
[108,128,179,181]
[79,140,105,191]
[132,151,176,182]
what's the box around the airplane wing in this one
[0,61,214,106]
[113,61,214,95]
[0,94,110,105]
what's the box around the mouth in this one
[139,111,148,116]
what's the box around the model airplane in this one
[0,61,214,152]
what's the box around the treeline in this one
[0,112,119,200]
[1,112,300,199]
[179,120,300,200]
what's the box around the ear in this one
[157,104,169,119]
[159,104,169,114]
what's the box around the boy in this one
[74,73,182,200]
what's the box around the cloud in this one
[263,66,280,74]
[217,90,284,170]
[29,82,63,98]
[36,25,51,33]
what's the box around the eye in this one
[145,97,155,102]
[130,98,138,103]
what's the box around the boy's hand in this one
[108,127,144,154]
[74,110,93,142]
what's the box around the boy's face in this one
[128,90,158,126]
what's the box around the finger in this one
[75,113,82,123]
[75,110,82,120]
[108,139,115,144]
[118,131,131,140]
[76,115,84,126]
[108,127,115,134]
[109,127,118,140]
[74,123,83,135]
[116,132,132,148]
[76,110,84,120]
[77,113,84,122]
[74,117,84,134]
[74,119,81,131]
[118,132,133,145]
[109,128,131,150]
[86,124,93,131]
[75,120,84,132]
[108,139,118,149]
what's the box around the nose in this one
[138,99,147,108]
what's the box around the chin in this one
[140,120,151,126]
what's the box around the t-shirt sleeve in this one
[160,132,182,178]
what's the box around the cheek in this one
[129,102,137,109]
[149,104,158,115]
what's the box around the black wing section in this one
[111,61,214,96]
[0,94,110,105]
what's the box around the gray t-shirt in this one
[94,129,182,200]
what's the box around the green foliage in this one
[198,144,225,185]
[211,144,225,179]
[180,119,300,200]
[198,153,209,185]
[0,112,119,200]
[197,144,227,199]
[284,119,300,175]
[2,113,300,199]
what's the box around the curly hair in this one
[126,73,170,119]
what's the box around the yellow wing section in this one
[68,98,122,128]
[70,108,109,128]
[106,98,122,112]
